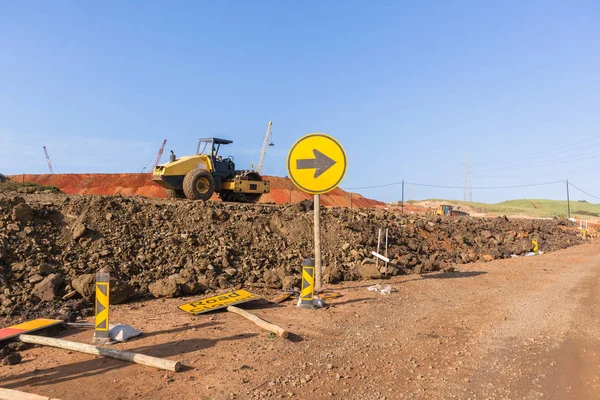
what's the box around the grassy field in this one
[420,199,600,219]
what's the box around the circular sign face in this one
[286,133,347,195]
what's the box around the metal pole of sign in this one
[93,271,110,344]
[376,228,382,270]
[385,228,389,272]
[314,194,322,292]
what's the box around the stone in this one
[71,274,96,301]
[341,243,351,251]
[224,268,237,276]
[72,223,87,240]
[12,203,33,223]
[353,260,380,279]
[31,274,64,302]
[2,352,22,365]
[29,274,44,284]
[72,273,134,304]
[11,263,26,272]
[481,254,494,262]
[282,275,300,290]
[149,278,180,298]
[38,263,55,276]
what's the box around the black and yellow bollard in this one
[93,271,110,344]
[298,259,315,309]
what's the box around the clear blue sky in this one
[1,1,599,203]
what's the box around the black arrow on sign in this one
[296,149,337,178]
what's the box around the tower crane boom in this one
[256,121,273,174]
[152,140,167,170]
[43,146,55,174]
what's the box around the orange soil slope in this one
[14,174,384,208]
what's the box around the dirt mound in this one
[0,191,585,323]
[13,174,384,208]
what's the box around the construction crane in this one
[43,146,55,174]
[152,139,167,170]
[256,121,274,174]
[142,139,167,173]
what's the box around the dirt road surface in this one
[2,242,600,399]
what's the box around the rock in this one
[71,274,134,304]
[31,274,64,302]
[72,223,87,240]
[263,269,280,285]
[11,263,26,272]
[341,243,351,251]
[481,254,494,262]
[12,203,33,223]
[353,260,380,279]
[6,223,20,232]
[2,352,22,365]
[224,268,237,276]
[38,263,55,276]
[149,278,180,298]
[29,274,44,284]
[71,274,96,301]
[110,278,135,304]
[282,275,300,290]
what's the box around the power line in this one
[568,182,600,201]
[475,149,600,173]
[405,180,565,190]
[471,137,599,168]
[343,179,565,191]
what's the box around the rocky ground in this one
[0,190,587,325]
[2,242,600,399]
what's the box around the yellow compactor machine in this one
[152,138,269,203]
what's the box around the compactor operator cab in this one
[197,138,235,177]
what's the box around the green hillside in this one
[423,199,600,219]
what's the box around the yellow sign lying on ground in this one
[178,289,261,315]
[287,133,347,194]
[0,318,63,342]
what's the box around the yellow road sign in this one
[178,289,261,315]
[287,133,347,194]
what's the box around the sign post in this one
[287,133,347,294]
[93,271,110,345]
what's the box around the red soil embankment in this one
[14,174,384,208]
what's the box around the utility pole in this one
[401,179,404,214]
[464,156,473,201]
[566,179,571,218]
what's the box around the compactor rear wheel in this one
[183,169,215,201]
[165,189,185,199]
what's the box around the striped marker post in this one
[298,259,315,309]
[93,272,110,344]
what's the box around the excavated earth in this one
[0,188,586,326]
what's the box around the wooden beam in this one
[0,388,61,400]
[19,335,181,372]
[227,306,290,339]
